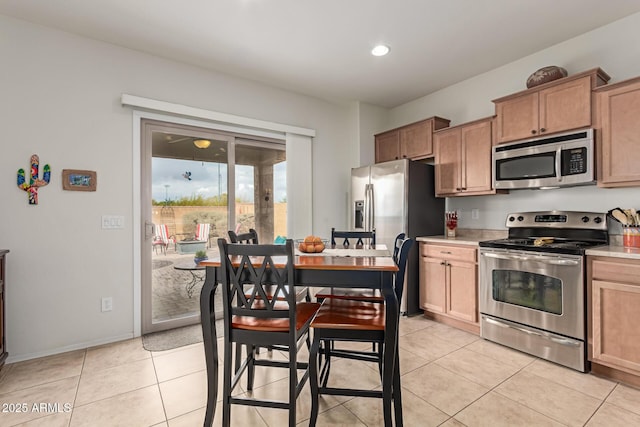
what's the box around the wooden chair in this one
[308,237,414,427]
[195,223,211,248]
[330,227,376,247]
[217,238,320,427]
[315,232,404,302]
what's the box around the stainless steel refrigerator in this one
[351,159,445,315]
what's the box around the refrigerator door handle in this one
[369,183,375,230]
[364,184,373,232]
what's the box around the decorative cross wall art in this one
[17,154,51,205]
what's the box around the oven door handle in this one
[481,252,579,266]
[531,257,580,266]
[480,252,531,262]
[483,317,581,347]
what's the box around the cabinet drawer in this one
[421,243,476,262]
[591,258,640,286]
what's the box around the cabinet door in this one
[592,279,640,373]
[434,128,461,196]
[400,119,433,159]
[375,130,400,163]
[461,119,493,193]
[447,260,477,322]
[419,256,446,313]
[598,80,640,186]
[539,76,591,135]
[495,92,538,143]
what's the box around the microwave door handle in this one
[556,147,562,182]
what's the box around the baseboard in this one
[6,332,135,364]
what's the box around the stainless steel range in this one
[479,211,608,372]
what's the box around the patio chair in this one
[217,238,320,427]
[195,223,211,248]
[152,224,174,255]
[228,228,258,244]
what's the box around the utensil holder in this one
[622,226,640,248]
[445,219,457,238]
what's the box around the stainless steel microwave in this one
[492,129,594,190]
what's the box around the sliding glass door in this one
[141,119,286,334]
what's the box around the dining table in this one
[199,244,401,426]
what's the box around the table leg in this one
[200,266,218,427]
[186,270,204,298]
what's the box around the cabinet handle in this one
[395,156,399,160]
[440,261,446,265]
[440,251,452,254]
[461,187,467,190]
[540,128,546,133]
[531,130,537,134]
[456,188,461,191]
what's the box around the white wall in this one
[0,15,355,360]
[388,12,640,230]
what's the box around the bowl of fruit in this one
[296,236,328,253]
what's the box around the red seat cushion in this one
[232,302,320,332]
[311,299,385,331]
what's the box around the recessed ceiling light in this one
[371,44,390,57]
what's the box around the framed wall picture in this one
[62,169,97,191]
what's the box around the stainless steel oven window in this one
[491,270,562,315]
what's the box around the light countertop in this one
[586,245,640,260]
[417,229,507,247]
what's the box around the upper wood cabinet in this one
[434,117,499,197]
[594,76,640,187]
[375,116,450,163]
[493,68,610,144]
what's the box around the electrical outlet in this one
[101,297,113,312]
[472,209,480,220]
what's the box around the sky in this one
[151,158,286,203]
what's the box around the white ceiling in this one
[2,0,640,108]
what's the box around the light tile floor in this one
[1,316,640,426]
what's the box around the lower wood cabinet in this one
[588,255,640,387]
[419,242,478,334]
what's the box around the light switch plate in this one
[102,215,125,229]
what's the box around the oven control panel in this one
[505,211,606,230]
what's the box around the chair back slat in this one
[331,228,376,246]
[228,228,259,244]
[218,238,296,324]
